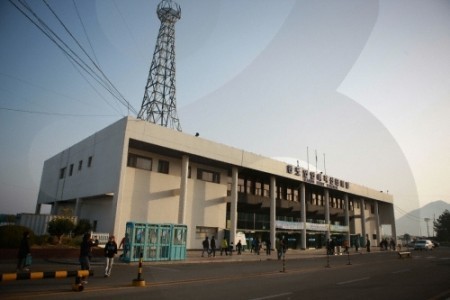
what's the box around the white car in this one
[414,240,434,250]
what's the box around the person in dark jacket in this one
[17,231,31,271]
[104,235,118,277]
[79,233,96,283]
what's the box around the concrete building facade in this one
[36,117,395,250]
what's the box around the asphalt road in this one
[1,248,449,300]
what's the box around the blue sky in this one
[1,0,449,235]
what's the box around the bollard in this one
[132,253,146,287]
[72,270,91,292]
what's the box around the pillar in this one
[361,198,366,245]
[375,201,380,246]
[178,155,189,224]
[324,189,330,240]
[344,194,350,244]
[35,203,41,214]
[230,167,238,245]
[74,198,81,217]
[270,176,276,249]
[300,183,307,249]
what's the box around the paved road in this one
[1,247,449,300]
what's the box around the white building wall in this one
[36,117,394,250]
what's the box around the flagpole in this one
[307,147,310,173]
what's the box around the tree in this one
[47,218,75,244]
[74,219,92,236]
[434,209,450,242]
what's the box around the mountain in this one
[395,200,450,237]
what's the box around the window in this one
[78,160,83,171]
[197,168,220,183]
[88,156,93,167]
[195,226,217,240]
[59,167,66,179]
[69,164,74,176]
[127,153,152,171]
[158,160,169,174]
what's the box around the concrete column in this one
[361,198,366,245]
[300,183,306,250]
[344,194,350,244]
[230,167,238,245]
[375,201,380,246]
[390,204,397,244]
[35,203,41,214]
[270,176,276,250]
[178,155,189,224]
[74,198,81,216]
[51,202,58,215]
[324,189,330,240]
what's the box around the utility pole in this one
[424,218,430,237]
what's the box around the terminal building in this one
[36,116,396,250]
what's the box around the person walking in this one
[79,233,96,283]
[354,236,360,253]
[236,240,242,255]
[266,239,272,255]
[119,233,130,261]
[104,235,118,277]
[220,238,228,256]
[366,235,371,252]
[276,238,282,260]
[17,231,31,272]
[210,236,216,257]
[201,236,210,257]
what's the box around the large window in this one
[127,153,152,171]
[197,168,220,184]
[158,160,169,174]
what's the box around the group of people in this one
[16,231,128,280]
[326,236,371,255]
[78,233,117,282]
[201,236,286,260]
[201,236,246,257]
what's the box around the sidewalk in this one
[0,248,383,273]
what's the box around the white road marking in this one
[337,276,370,285]
[249,292,293,300]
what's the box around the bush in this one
[74,219,92,236]
[0,225,35,248]
[34,234,51,246]
[47,218,75,243]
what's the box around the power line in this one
[0,107,116,117]
[8,0,138,115]
[41,0,137,115]
[72,0,99,65]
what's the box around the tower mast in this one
[137,0,182,131]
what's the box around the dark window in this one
[88,156,93,167]
[127,153,152,171]
[78,160,83,171]
[59,167,66,179]
[158,160,169,174]
[197,168,220,184]
[69,164,74,176]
